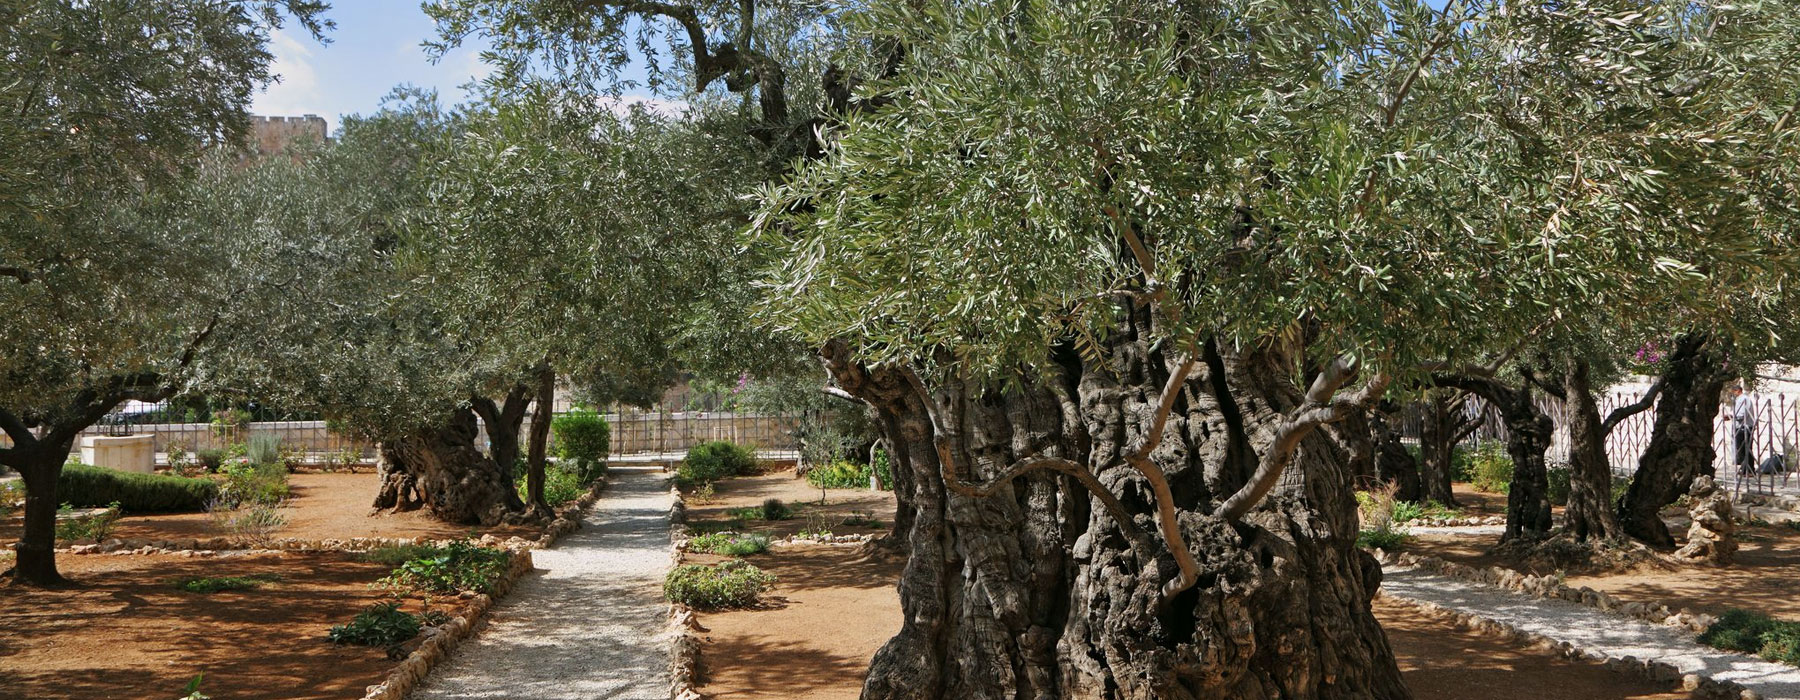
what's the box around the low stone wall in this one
[666,483,704,700]
[1405,514,1506,528]
[360,548,536,700]
[1375,592,1761,700]
[1371,549,1718,634]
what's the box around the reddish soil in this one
[1404,516,1800,621]
[1,472,538,545]
[682,469,896,539]
[0,550,441,699]
[1377,597,1685,699]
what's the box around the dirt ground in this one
[685,476,1681,699]
[0,550,444,700]
[1,472,539,545]
[682,469,896,539]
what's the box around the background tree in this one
[0,0,328,586]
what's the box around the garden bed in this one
[681,468,894,540]
[0,550,435,699]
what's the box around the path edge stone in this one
[1370,548,1717,634]
[667,480,704,700]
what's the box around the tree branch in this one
[1602,378,1662,436]
[1119,354,1202,601]
[0,408,34,446]
[1216,359,1389,524]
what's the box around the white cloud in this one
[251,30,328,127]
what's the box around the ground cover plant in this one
[687,532,771,556]
[172,574,283,594]
[376,539,511,594]
[1700,609,1800,667]
[328,601,423,648]
[516,460,585,508]
[54,502,121,544]
[664,560,776,610]
[805,460,872,490]
[728,498,792,522]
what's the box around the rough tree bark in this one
[6,436,77,586]
[1618,334,1729,547]
[821,342,919,552]
[1560,359,1625,541]
[469,385,532,512]
[1417,391,1473,507]
[830,331,1408,700]
[372,408,516,525]
[1437,374,1552,543]
[524,364,555,518]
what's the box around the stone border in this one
[1375,592,1759,700]
[359,547,536,700]
[667,482,704,700]
[1405,514,1506,528]
[1371,548,1718,634]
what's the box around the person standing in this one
[1728,383,1758,476]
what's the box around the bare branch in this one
[1602,378,1662,436]
[1215,362,1390,524]
[821,386,864,405]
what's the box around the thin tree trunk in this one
[1562,358,1626,541]
[1619,334,1728,547]
[1435,375,1552,543]
[526,364,555,518]
[834,334,1408,700]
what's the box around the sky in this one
[250,2,492,134]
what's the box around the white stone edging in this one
[1371,548,1717,634]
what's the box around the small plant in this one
[179,674,210,700]
[166,444,203,477]
[678,440,757,485]
[218,459,289,507]
[842,510,883,528]
[328,601,422,647]
[194,447,227,473]
[208,499,287,541]
[245,435,285,470]
[688,531,772,556]
[173,573,281,593]
[360,543,446,566]
[1390,500,1458,523]
[871,448,894,490]
[210,408,251,441]
[799,513,833,538]
[377,539,511,594]
[517,460,586,508]
[663,560,777,609]
[691,482,718,504]
[552,410,611,483]
[1356,529,1409,550]
[0,480,24,518]
[54,502,122,543]
[1546,464,1572,505]
[1355,483,1408,550]
[760,498,790,521]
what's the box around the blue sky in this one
[250,2,492,133]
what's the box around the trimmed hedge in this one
[678,441,756,485]
[552,410,611,483]
[59,464,218,513]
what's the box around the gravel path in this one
[1383,567,1800,699]
[412,468,674,700]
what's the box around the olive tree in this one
[0,0,328,586]
[751,1,1800,697]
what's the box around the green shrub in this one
[678,440,756,485]
[727,498,793,522]
[663,560,777,609]
[552,411,611,483]
[871,448,894,490]
[1390,500,1458,523]
[245,435,285,469]
[194,448,227,473]
[360,544,443,567]
[1700,609,1800,667]
[58,464,218,512]
[218,460,288,507]
[1612,475,1633,505]
[328,602,421,647]
[688,531,772,556]
[208,500,287,541]
[1468,443,1513,493]
[377,539,512,594]
[1546,465,1571,505]
[806,460,871,489]
[173,574,281,593]
[517,461,586,508]
[55,502,122,543]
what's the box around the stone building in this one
[250,114,328,155]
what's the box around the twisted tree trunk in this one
[1435,374,1552,543]
[1417,392,1464,506]
[1369,408,1421,502]
[1619,334,1728,547]
[372,408,516,525]
[833,334,1407,700]
[470,386,532,512]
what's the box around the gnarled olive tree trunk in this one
[1437,375,1551,544]
[373,407,516,525]
[1368,408,1421,503]
[1619,334,1728,547]
[1416,393,1466,507]
[833,335,1407,700]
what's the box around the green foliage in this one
[1547,465,1572,506]
[218,460,289,508]
[761,499,792,521]
[1391,500,1458,524]
[58,464,218,512]
[1357,529,1411,550]
[194,448,227,473]
[805,460,872,489]
[1613,476,1635,506]
[360,544,444,567]
[517,461,586,508]
[552,410,611,482]
[245,435,285,469]
[1468,444,1513,494]
[180,674,210,700]
[663,560,777,610]
[208,501,287,541]
[799,513,833,538]
[1355,484,1408,550]
[871,449,894,491]
[173,574,281,594]
[328,602,422,647]
[0,480,23,518]
[54,502,122,544]
[688,531,772,556]
[679,441,757,485]
[377,539,511,594]
[1700,609,1800,667]
[165,444,203,477]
